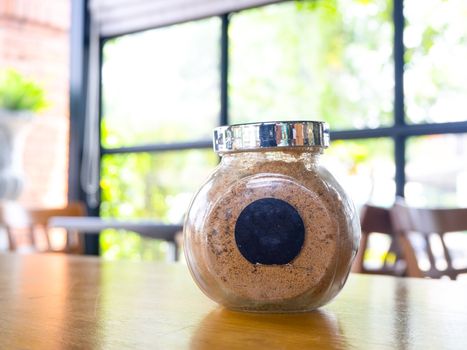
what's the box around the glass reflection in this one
[190,308,348,350]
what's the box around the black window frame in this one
[70,0,467,254]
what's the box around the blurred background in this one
[1,0,467,275]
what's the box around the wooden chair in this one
[29,202,86,253]
[391,199,467,279]
[0,201,34,252]
[352,204,405,276]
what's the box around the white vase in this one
[0,110,32,200]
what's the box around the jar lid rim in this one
[213,120,330,153]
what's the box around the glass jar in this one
[184,121,360,312]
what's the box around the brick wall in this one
[0,0,70,208]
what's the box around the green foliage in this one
[328,138,392,166]
[0,69,47,113]
[100,229,169,261]
[295,0,339,17]
[229,0,394,129]
[100,118,218,261]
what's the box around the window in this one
[404,0,467,124]
[74,0,467,259]
[405,134,467,207]
[229,0,393,129]
[99,18,221,260]
[101,18,221,147]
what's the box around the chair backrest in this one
[29,202,86,251]
[353,204,404,275]
[391,199,467,279]
[29,202,86,226]
[0,201,33,251]
[361,205,394,235]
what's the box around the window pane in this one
[230,0,393,130]
[100,150,218,261]
[101,18,220,148]
[404,0,467,123]
[100,150,218,222]
[405,134,467,207]
[100,229,172,262]
[323,138,395,208]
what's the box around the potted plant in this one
[0,69,46,199]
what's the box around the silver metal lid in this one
[213,121,330,153]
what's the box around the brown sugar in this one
[184,149,359,312]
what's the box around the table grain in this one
[0,254,466,349]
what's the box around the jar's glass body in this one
[184,149,360,312]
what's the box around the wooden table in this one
[0,254,466,349]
